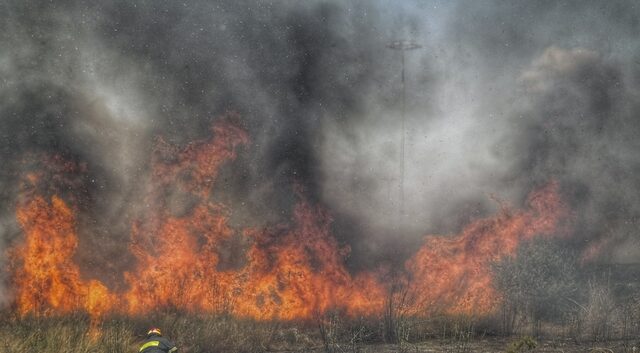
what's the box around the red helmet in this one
[147,327,162,337]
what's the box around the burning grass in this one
[4,119,596,352]
[6,121,569,324]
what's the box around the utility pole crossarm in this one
[386,40,423,51]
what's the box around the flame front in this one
[12,186,114,319]
[7,119,569,323]
[235,199,385,319]
[405,182,568,315]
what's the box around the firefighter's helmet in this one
[147,327,162,337]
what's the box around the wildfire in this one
[405,181,568,316]
[12,181,114,319]
[7,118,569,323]
[235,196,385,320]
[124,120,249,315]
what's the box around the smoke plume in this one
[1,0,640,301]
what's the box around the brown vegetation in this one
[1,309,640,353]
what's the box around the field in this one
[1,313,638,353]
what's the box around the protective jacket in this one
[139,334,177,353]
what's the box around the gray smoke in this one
[1,0,639,300]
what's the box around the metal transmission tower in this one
[387,40,422,220]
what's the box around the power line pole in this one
[387,40,422,220]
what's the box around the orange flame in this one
[12,189,114,319]
[7,119,569,323]
[405,182,568,315]
[234,198,385,320]
[123,120,248,314]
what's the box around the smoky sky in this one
[1,0,640,292]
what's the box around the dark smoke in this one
[445,1,640,262]
[1,0,640,300]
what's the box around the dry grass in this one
[0,313,319,353]
[0,315,135,353]
[1,312,639,353]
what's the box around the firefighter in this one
[138,327,178,353]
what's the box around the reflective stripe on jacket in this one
[139,335,177,353]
